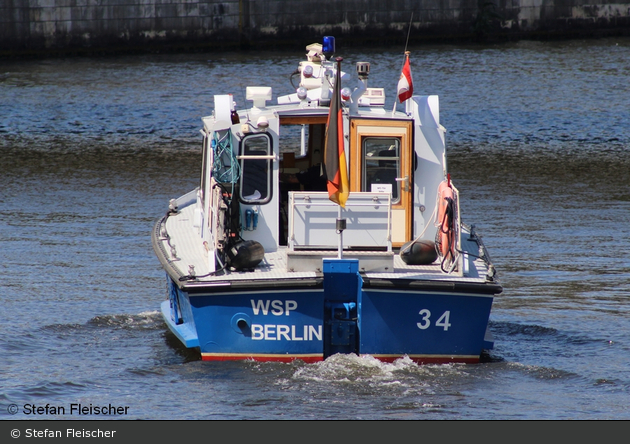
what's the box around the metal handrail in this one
[236,154,277,160]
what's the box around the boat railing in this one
[450,183,464,276]
[287,191,392,252]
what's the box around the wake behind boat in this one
[152,37,502,364]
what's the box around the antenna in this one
[404,12,413,54]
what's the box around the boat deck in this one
[154,202,495,286]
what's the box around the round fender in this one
[400,240,438,265]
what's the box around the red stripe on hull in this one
[201,354,324,364]
[373,356,481,365]
[200,354,480,365]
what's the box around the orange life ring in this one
[437,180,455,259]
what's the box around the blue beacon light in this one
[322,36,335,59]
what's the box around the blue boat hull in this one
[161,259,497,364]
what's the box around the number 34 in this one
[417,309,451,331]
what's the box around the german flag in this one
[324,57,349,208]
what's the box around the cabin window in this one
[279,125,304,156]
[239,133,273,204]
[278,123,325,160]
[362,137,401,203]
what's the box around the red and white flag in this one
[397,52,413,103]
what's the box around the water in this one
[1,38,629,420]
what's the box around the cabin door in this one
[349,118,413,247]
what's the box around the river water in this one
[1,38,629,420]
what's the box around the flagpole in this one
[324,55,348,259]
[334,56,346,259]
[337,206,343,259]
